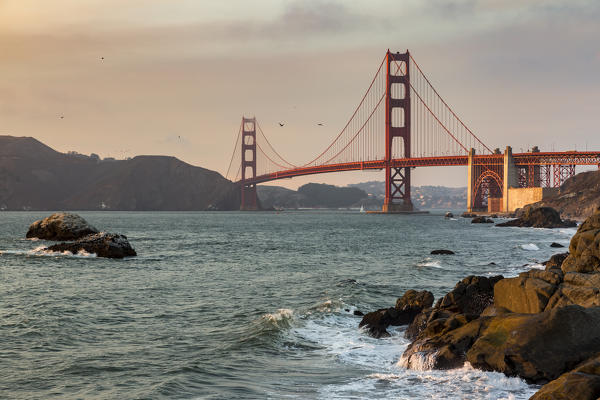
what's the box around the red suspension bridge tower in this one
[384,50,412,212]
[240,117,258,210]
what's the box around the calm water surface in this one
[0,211,576,399]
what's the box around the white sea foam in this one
[559,227,578,236]
[1,246,97,258]
[262,308,293,322]
[528,263,545,270]
[520,243,539,251]
[283,301,537,400]
[418,259,443,268]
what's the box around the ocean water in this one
[0,211,576,399]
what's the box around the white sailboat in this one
[359,205,366,213]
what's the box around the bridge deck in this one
[237,152,600,185]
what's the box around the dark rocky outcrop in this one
[467,306,600,383]
[550,242,564,248]
[26,213,98,241]
[430,249,455,255]
[46,232,136,259]
[359,289,433,338]
[404,275,503,341]
[544,252,569,271]
[444,212,454,218]
[531,355,600,400]
[496,206,576,228]
[471,216,493,224]
[461,212,476,218]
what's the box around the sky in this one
[1,0,599,188]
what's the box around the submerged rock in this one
[550,242,565,248]
[46,232,136,259]
[496,206,576,228]
[471,216,493,223]
[444,212,454,218]
[431,249,455,255]
[26,213,98,241]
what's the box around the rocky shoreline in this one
[360,207,600,399]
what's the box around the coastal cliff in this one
[0,135,239,211]
[529,169,600,220]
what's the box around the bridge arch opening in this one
[472,170,502,212]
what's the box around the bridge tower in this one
[240,117,258,210]
[383,50,413,212]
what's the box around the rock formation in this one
[496,206,576,228]
[47,232,136,259]
[26,213,98,241]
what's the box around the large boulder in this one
[494,270,562,314]
[545,252,569,271]
[561,208,600,273]
[496,206,576,228]
[359,289,433,338]
[46,232,136,259]
[26,213,98,241]
[531,355,600,400]
[467,305,600,383]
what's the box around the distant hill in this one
[259,182,467,210]
[348,181,467,210]
[531,169,600,220]
[0,135,239,211]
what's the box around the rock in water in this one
[444,212,454,218]
[496,206,576,228]
[431,249,455,255]
[359,289,433,338]
[550,242,565,248]
[471,216,493,224]
[46,232,136,259]
[26,213,98,241]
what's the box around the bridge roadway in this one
[238,151,600,185]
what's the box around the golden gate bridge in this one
[225,50,600,212]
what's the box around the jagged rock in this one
[435,275,504,315]
[405,275,502,341]
[46,232,136,259]
[359,289,433,338]
[26,213,98,241]
[550,242,565,248]
[430,249,455,255]
[445,212,454,218]
[467,305,600,383]
[489,214,498,218]
[471,216,493,224]
[531,354,600,400]
[353,310,364,316]
[561,208,600,273]
[496,206,576,228]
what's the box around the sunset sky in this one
[1,0,599,188]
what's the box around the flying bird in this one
[278,122,284,127]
